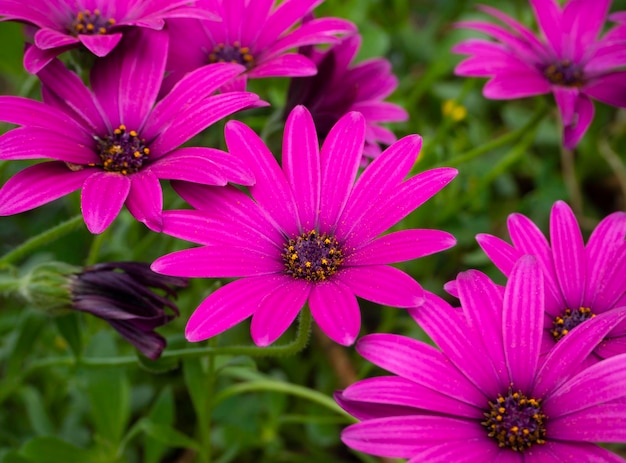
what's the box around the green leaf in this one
[182,358,210,429]
[136,352,179,374]
[19,437,91,463]
[144,388,175,463]
[19,386,54,436]
[139,420,202,452]
[6,311,46,378]
[54,313,82,358]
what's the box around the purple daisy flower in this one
[0,29,260,234]
[151,105,457,346]
[284,34,408,165]
[476,200,626,360]
[70,262,188,359]
[336,256,626,461]
[452,0,626,148]
[162,0,356,93]
[0,0,215,74]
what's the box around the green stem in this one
[0,215,84,265]
[24,308,312,373]
[443,102,550,167]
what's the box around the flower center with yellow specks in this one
[94,125,150,175]
[71,9,115,35]
[208,41,255,69]
[543,60,584,87]
[551,306,595,342]
[483,387,546,452]
[282,230,344,281]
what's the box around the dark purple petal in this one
[108,319,166,360]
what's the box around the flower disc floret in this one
[95,125,150,175]
[483,387,547,452]
[71,9,115,36]
[208,42,254,70]
[543,60,584,87]
[282,230,344,281]
[551,307,595,342]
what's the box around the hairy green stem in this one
[0,215,84,265]
[25,308,312,373]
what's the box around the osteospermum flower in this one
[163,0,356,92]
[70,262,188,359]
[0,29,260,234]
[284,34,408,165]
[453,0,626,148]
[151,105,457,346]
[476,200,626,360]
[0,0,215,73]
[336,256,626,461]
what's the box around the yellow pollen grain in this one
[77,12,84,20]
[129,130,137,137]
[98,27,106,34]
[498,407,505,414]
[305,262,312,268]
[143,148,150,155]
[86,23,94,31]
[108,18,115,25]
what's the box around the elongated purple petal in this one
[549,201,586,310]
[553,86,579,127]
[282,106,320,230]
[125,170,163,232]
[0,162,92,215]
[247,53,317,78]
[563,94,594,150]
[584,72,626,107]
[250,278,310,346]
[483,72,551,99]
[356,334,485,406]
[476,233,522,278]
[151,245,281,278]
[309,279,360,345]
[345,229,456,265]
[529,0,563,55]
[224,120,299,236]
[81,171,131,234]
[549,402,626,442]
[338,265,424,308]
[184,275,288,342]
[318,112,365,232]
[407,438,501,463]
[534,308,626,398]
[341,415,485,459]
[545,353,626,417]
[0,127,95,163]
[79,33,123,57]
[150,92,260,156]
[253,0,322,51]
[34,28,79,49]
[0,96,86,136]
[503,255,543,392]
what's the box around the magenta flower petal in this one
[318,112,365,232]
[0,162,92,215]
[81,172,131,234]
[125,170,163,232]
[225,120,299,236]
[338,265,424,308]
[250,278,310,346]
[309,280,360,346]
[247,53,317,78]
[0,96,85,136]
[78,33,123,57]
[502,256,543,392]
[155,106,454,345]
[184,275,287,342]
[341,416,486,459]
[345,229,456,265]
[453,0,626,147]
[549,201,586,309]
[34,28,78,49]
[0,127,95,163]
[479,201,626,360]
[282,106,320,230]
[338,255,626,460]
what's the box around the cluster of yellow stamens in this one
[483,388,547,452]
[282,230,344,281]
[71,9,115,35]
[551,306,595,342]
[208,41,255,69]
[543,60,584,87]
[93,125,150,175]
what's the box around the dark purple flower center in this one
[94,125,150,175]
[282,230,344,281]
[551,306,595,342]
[71,9,116,36]
[543,60,584,87]
[208,42,255,70]
[483,388,547,452]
